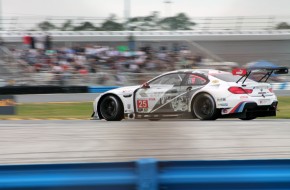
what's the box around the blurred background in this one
[0,0,290,88]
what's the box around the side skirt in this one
[134,112,193,119]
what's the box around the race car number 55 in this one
[137,100,148,108]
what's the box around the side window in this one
[150,73,186,86]
[186,74,208,85]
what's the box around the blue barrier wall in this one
[271,82,290,90]
[1,158,290,190]
[88,86,120,93]
[0,83,289,95]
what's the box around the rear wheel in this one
[239,113,256,120]
[99,95,124,121]
[193,93,218,120]
[239,117,256,120]
[148,119,161,121]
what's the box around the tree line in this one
[37,12,195,31]
[35,12,290,31]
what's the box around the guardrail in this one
[1,158,290,190]
[2,30,290,36]
[2,30,290,43]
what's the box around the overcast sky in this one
[2,0,290,18]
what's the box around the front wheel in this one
[99,95,124,121]
[192,93,218,120]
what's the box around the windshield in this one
[149,73,186,86]
[211,73,255,83]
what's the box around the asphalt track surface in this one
[1,119,290,165]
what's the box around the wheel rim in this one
[195,96,214,118]
[200,98,212,115]
[101,98,117,118]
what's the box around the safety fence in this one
[1,15,290,31]
[2,30,290,38]
[0,158,290,190]
[2,30,290,43]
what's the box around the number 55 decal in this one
[137,100,148,108]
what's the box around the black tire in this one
[239,117,256,120]
[193,93,218,120]
[239,115,256,120]
[99,95,124,121]
[148,119,161,121]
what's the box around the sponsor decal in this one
[259,99,270,105]
[218,103,228,106]
[240,95,248,99]
[138,108,144,112]
[258,92,266,94]
[122,89,132,93]
[211,80,219,84]
[149,98,156,101]
[217,98,226,102]
[153,92,163,96]
[232,68,247,76]
[137,100,149,108]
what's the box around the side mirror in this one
[141,82,150,89]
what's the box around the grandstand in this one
[1,16,290,86]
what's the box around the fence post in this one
[136,158,158,190]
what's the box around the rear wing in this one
[232,67,288,84]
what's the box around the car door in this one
[135,73,186,113]
[178,73,210,111]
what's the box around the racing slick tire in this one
[148,119,161,121]
[99,95,124,121]
[239,114,256,120]
[193,93,218,120]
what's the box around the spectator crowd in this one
[8,33,205,85]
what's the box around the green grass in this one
[0,97,289,119]
[0,102,93,119]
[276,97,290,119]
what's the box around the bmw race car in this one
[92,67,288,121]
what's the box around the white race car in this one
[92,67,288,121]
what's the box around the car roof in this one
[163,69,229,75]
[147,69,231,83]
